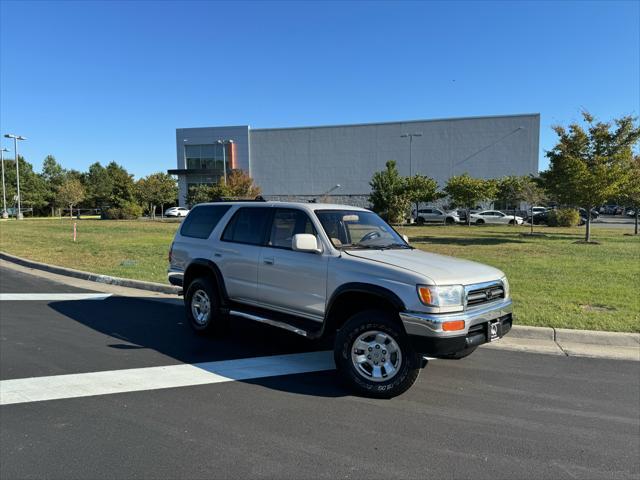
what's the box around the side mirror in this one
[402,234,409,244]
[292,233,321,253]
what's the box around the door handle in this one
[263,257,274,265]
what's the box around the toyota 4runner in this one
[168,200,513,398]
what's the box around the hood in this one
[344,248,504,286]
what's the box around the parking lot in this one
[1,265,639,479]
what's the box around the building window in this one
[184,144,232,173]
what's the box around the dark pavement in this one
[0,266,638,479]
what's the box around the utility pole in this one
[400,132,422,176]
[4,134,26,220]
[216,139,235,185]
[1,147,9,219]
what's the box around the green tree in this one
[41,155,66,216]
[136,172,178,218]
[369,160,409,224]
[2,156,49,215]
[404,174,441,219]
[84,162,113,209]
[541,112,640,242]
[444,173,497,225]
[520,176,547,235]
[619,155,640,235]
[186,184,216,206]
[105,162,136,208]
[495,175,527,226]
[56,178,85,218]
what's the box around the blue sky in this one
[1,0,638,178]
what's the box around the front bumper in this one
[400,299,513,356]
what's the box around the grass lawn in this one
[1,218,639,332]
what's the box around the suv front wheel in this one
[334,310,421,398]
[185,277,225,335]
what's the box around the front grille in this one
[466,283,505,307]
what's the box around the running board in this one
[229,310,310,337]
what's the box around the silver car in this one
[168,201,513,398]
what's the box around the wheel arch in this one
[183,259,228,304]
[323,283,406,337]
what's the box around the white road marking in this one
[0,293,112,301]
[0,351,336,405]
[0,352,437,405]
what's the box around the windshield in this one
[314,210,409,249]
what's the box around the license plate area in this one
[488,320,500,341]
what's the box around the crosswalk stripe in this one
[0,351,337,405]
[0,293,112,301]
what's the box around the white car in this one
[415,207,460,225]
[470,210,524,225]
[165,207,190,217]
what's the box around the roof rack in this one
[211,195,266,203]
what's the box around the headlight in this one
[501,276,510,299]
[417,284,464,307]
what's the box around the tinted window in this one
[268,209,317,249]
[180,205,231,239]
[222,207,271,245]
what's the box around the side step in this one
[229,310,311,337]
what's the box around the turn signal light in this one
[442,320,465,331]
[417,286,433,305]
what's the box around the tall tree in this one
[222,169,262,199]
[41,155,67,216]
[2,156,48,215]
[56,178,85,218]
[444,173,497,225]
[404,174,441,219]
[186,184,215,206]
[84,162,113,209]
[541,112,640,242]
[369,160,409,224]
[105,162,136,208]
[619,155,640,235]
[520,176,547,235]
[495,175,527,226]
[136,172,178,218]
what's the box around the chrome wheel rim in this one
[351,330,402,382]
[191,290,211,326]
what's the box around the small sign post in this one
[73,222,77,242]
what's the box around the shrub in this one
[547,208,580,227]
[104,201,143,220]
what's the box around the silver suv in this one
[168,200,513,398]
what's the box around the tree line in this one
[369,112,640,242]
[1,156,178,219]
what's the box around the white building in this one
[170,113,540,206]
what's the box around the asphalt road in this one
[1,266,638,479]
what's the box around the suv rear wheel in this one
[185,277,225,335]
[334,310,421,398]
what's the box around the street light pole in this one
[4,134,26,220]
[400,132,422,176]
[216,139,234,185]
[1,147,9,219]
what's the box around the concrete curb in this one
[0,251,180,295]
[509,325,555,341]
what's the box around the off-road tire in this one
[334,310,421,399]
[185,276,227,335]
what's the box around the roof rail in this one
[211,195,267,203]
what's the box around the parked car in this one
[455,209,480,223]
[415,207,460,225]
[168,201,513,398]
[165,207,190,217]
[626,208,636,217]
[579,208,599,220]
[470,210,524,225]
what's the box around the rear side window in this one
[221,207,271,245]
[268,209,317,249]
[180,205,231,239]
